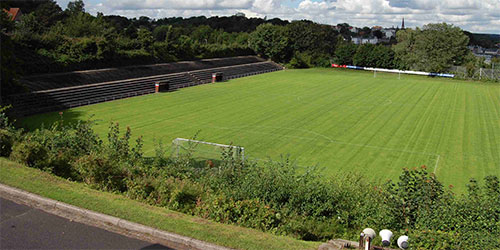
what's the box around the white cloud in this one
[81,0,500,33]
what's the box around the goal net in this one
[171,138,245,161]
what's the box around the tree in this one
[373,30,383,39]
[249,23,289,62]
[392,28,418,70]
[137,28,154,52]
[57,12,108,37]
[372,45,395,69]
[393,23,469,72]
[334,36,356,65]
[286,21,315,53]
[286,21,337,59]
[491,57,500,69]
[190,25,214,44]
[153,25,172,42]
[361,27,371,38]
[353,44,376,67]
[16,13,42,35]
[67,0,85,16]
[336,23,351,38]
[0,10,22,101]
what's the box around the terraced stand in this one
[7,59,283,116]
[20,56,266,91]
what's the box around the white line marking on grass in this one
[433,154,441,174]
[245,124,438,157]
[150,118,440,159]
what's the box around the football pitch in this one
[21,68,500,192]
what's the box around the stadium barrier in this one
[331,64,455,78]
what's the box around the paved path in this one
[0,198,173,249]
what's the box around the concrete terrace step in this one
[8,60,284,116]
[21,56,266,91]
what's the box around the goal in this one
[171,138,245,161]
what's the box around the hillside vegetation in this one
[0,0,493,98]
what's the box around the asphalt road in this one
[0,197,173,249]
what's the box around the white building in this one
[382,29,396,38]
[351,37,379,45]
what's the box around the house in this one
[382,29,396,39]
[351,37,361,44]
[468,46,500,63]
[4,8,22,22]
[485,49,499,56]
[468,45,485,54]
[351,36,379,45]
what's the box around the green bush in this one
[164,178,204,213]
[0,106,19,157]
[126,174,160,203]
[146,177,177,207]
[10,137,49,169]
[288,53,310,69]
[0,129,14,157]
[282,216,344,241]
[409,230,459,250]
[195,194,282,232]
[73,152,127,192]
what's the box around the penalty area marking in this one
[149,118,443,174]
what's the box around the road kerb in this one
[0,183,232,250]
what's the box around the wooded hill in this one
[0,0,494,98]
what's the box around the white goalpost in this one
[172,138,245,160]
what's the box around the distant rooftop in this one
[4,8,21,22]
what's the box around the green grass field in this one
[21,68,500,192]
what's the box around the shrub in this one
[0,106,19,157]
[0,129,14,157]
[10,137,49,169]
[409,230,459,250]
[282,216,344,241]
[383,166,445,230]
[148,177,177,207]
[73,153,127,192]
[168,179,204,213]
[288,52,310,69]
[195,195,282,232]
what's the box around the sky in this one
[55,0,500,34]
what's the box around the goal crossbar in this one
[172,138,245,159]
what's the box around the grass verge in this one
[0,157,320,250]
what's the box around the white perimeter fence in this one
[449,66,500,81]
[333,64,500,81]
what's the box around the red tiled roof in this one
[5,8,20,21]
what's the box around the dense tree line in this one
[393,23,470,72]
[0,0,262,80]
[464,32,500,49]
[0,0,488,99]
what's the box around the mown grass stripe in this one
[19,69,500,193]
